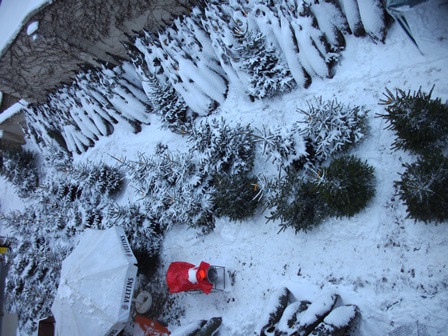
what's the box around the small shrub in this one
[212,173,260,222]
[315,155,375,217]
[298,97,368,163]
[378,86,448,154]
[395,153,448,223]
[266,171,329,233]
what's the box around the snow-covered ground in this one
[1,1,448,335]
[159,11,448,333]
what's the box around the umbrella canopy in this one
[52,226,138,336]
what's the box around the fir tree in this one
[314,155,375,217]
[266,169,329,233]
[123,150,214,233]
[135,14,227,116]
[378,86,448,155]
[305,0,348,52]
[72,162,124,197]
[145,74,193,134]
[24,104,71,155]
[357,0,387,42]
[298,97,368,164]
[87,64,151,126]
[338,0,366,37]
[72,76,116,136]
[0,147,39,198]
[236,30,296,100]
[24,64,152,156]
[41,142,72,172]
[395,152,448,223]
[261,1,334,80]
[212,173,260,222]
[107,203,162,259]
[46,85,97,152]
[188,117,255,177]
[122,40,152,81]
[253,124,307,171]
[2,207,71,335]
[2,159,135,333]
[294,2,335,78]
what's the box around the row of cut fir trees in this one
[24,0,388,155]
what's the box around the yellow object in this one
[0,247,9,254]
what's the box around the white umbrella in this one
[52,226,138,336]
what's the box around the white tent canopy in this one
[52,226,138,336]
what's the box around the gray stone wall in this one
[0,0,195,103]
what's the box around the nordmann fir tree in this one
[212,173,260,222]
[188,117,255,177]
[145,74,192,134]
[378,86,448,155]
[235,30,296,101]
[0,147,39,198]
[395,152,448,223]
[314,155,375,218]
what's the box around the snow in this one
[169,320,204,336]
[324,305,358,328]
[276,300,304,333]
[0,0,51,55]
[26,21,39,36]
[0,1,448,335]
[0,100,27,123]
[357,0,386,39]
[299,293,337,326]
[339,0,363,36]
[188,268,198,284]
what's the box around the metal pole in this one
[0,259,6,336]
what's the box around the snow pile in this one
[26,21,38,36]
